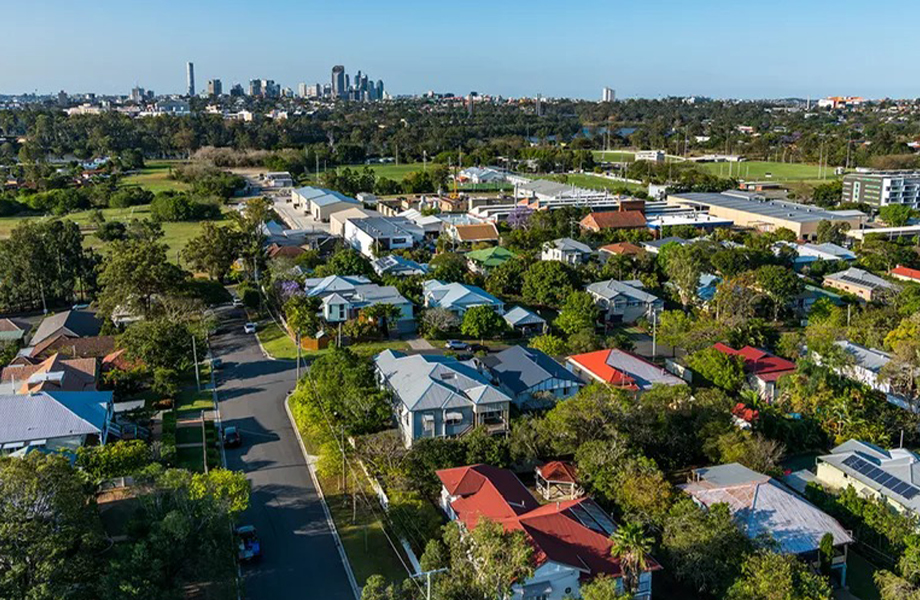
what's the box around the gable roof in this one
[437,464,661,577]
[0,318,30,341]
[712,343,796,382]
[546,238,592,254]
[372,254,429,276]
[466,246,516,268]
[503,306,547,328]
[598,242,645,256]
[680,463,853,555]
[0,391,112,446]
[891,265,920,281]
[824,267,898,292]
[294,186,360,208]
[580,210,646,231]
[30,335,116,361]
[1,353,97,393]
[483,345,582,396]
[566,349,684,390]
[586,279,660,305]
[453,223,500,242]
[423,280,503,311]
[819,440,920,513]
[31,310,102,346]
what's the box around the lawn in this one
[257,320,409,361]
[175,387,213,415]
[121,160,190,193]
[696,160,837,183]
[537,173,644,194]
[175,425,205,446]
[592,151,637,163]
[175,445,206,472]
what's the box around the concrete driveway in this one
[211,306,354,600]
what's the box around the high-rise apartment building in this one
[843,171,920,209]
[248,80,261,96]
[602,87,615,102]
[186,62,196,96]
[207,79,222,96]
[376,80,384,100]
[332,65,345,98]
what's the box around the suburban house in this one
[0,391,114,454]
[374,350,512,446]
[304,275,415,333]
[566,349,685,392]
[0,318,31,344]
[680,463,852,586]
[16,335,116,365]
[823,267,899,302]
[535,461,584,501]
[777,241,856,270]
[448,222,500,244]
[586,279,662,324]
[579,210,646,233]
[666,273,720,304]
[598,241,645,258]
[329,207,381,237]
[344,216,424,258]
[481,345,584,407]
[436,464,660,600]
[0,353,98,394]
[422,280,504,316]
[291,186,360,221]
[640,236,688,255]
[466,246,515,274]
[541,238,593,265]
[890,265,920,284]
[793,283,844,316]
[29,309,102,349]
[712,343,796,401]
[502,306,547,336]
[825,340,916,412]
[371,254,429,278]
[458,166,506,185]
[399,209,445,237]
[814,440,920,517]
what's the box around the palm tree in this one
[610,522,653,594]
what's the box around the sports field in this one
[121,160,190,193]
[537,173,644,194]
[695,160,835,182]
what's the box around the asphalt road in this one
[211,306,354,600]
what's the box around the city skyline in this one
[3,0,920,99]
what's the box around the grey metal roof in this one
[503,306,546,328]
[304,275,372,297]
[0,391,111,446]
[349,217,423,239]
[374,350,511,412]
[372,255,429,276]
[673,191,864,224]
[641,236,688,249]
[586,279,661,305]
[680,463,853,555]
[294,186,359,207]
[32,310,102,345]
[423,280,503,311]
[483,345,581,396]
[819,441,920,513]
[546,238,592,254]
[825,267,898,291]
[835,340,890,374]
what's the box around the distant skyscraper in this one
[602,87,615,102]
[535,94,543,117]
[230,83,244,97]
[248,79,261,96]
[376,80,384,100]
[207,79,222,96]
[186,62,196,96]
[297,82,308,98]
[332,65,345,99]
[130,86,145,102]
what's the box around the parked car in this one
[235,525,262,562]
[210,357,223,370]
[243,322,257,334]
[445,340,469,350]
[468,343,489,353]
[223,426,242,448]
[232,297,243,307]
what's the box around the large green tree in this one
[182,221,243,281]
[555,290,600,335]
[96,236,185,319]
[521,260,579,308]
[726,551,832,600]
[461,305,507,341]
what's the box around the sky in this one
[3,0,920,100]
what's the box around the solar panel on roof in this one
[903,487,920,500]
[842,454,920,500]
[580,501,616,536]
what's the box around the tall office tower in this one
[367,80,377,101]
[248,80,261,96]
[130,86,145,102]
[356,70,362,90]
[602,87,615,102]
[360,74,368,93]
[297,82,307,98]
[535,94,543,117]
[345,74,351,92]
[230,83,244,97]
[207,79,222,96]
[186,62,195,96]
[376,80,384,100]
[332,65,345,98]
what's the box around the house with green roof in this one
[466,246,516,274]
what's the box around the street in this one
[210,306,354,600]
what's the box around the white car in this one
[243,322,257,334]
[232,297,243,307]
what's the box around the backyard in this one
[120,160,190,193]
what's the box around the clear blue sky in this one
[4,0,919,99]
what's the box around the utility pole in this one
[192,335,200,391]
[413,568,448,600]
[295,331,301,380]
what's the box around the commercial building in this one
[842,171,920,209]
[331,65,346,98]
[328,207,381,237]
[635,150,665,163]
[602,87,615,102]
[186,62,195,96]
[291,186,360,221]
[668,190,866,241]
[343,216,424,258]
[206,79,222,96]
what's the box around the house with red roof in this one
[436,464,660,600]
[712,343,796,401]
[890,264,920,284]
[565,349,684,393]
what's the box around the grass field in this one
[696,160,836,183]
[121,160,190,193]
[537,173,644,194]
[593,151,637,163]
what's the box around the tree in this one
[420,307,460,338]
[880,340,920,412]
[361,302,404,338]
[0,453,104,600]
[687,347,746,391]
[529,334,568,356]
[662,498,752,597]
[306,347,391,435]
[815,220,851,245]
[879,205,916,227]
[521,260,579,308]
[485,256,532,297]
[461,306,506,341]
[706,430,785,477]
[442,519,534,599]
[567,328,605,354]
[75,440,153,483]
[580,575,630,600]
[118,318,197,372]
[726,551,832,600]
[610,522,654,594]
[429,252,468,283]
[314,248,375,278]
[182,221,243,281]
[555,291,600,335]
[284,295,322,338]
[663,243,707,307]
[755,264,802,321]
[96,236,185,319]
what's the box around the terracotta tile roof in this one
[712,343,796,382]
[598,242,645,256]
[453,223,500,242]
[102,348,142,372]
[1,353,97,393]
[580,211,646,232]
[437,464,661,578]
[891,265,920,281]
[267,243,306,259]
[0,318,29,334]
[31,335,116,360]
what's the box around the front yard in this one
[257,320,410,361]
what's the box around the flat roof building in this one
[842,171,920,209]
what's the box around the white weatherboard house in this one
[304,275,415,333]
[374,350,511,447]
[422,280,504,317]
[541,238,593,265]
[826,340,916,412]
[344,216,424,258]
[586,279,662,324]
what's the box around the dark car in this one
[467,343,489,353]
[223,426,242,448]
[235,525,262,562]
